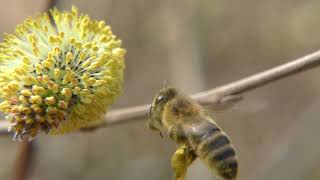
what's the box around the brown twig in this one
[0,121,10,136]
[2,50,320,133]
[12,140,36,180]
[10,2,55,180]
[193,50,320,101]
[95,49,320,128]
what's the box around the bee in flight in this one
[148,87,238,180]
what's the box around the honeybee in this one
[148,87,238,180]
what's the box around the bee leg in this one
[171,146,197,180]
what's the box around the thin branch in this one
[96,49,320,128]
[11,3,53,180]
[2,49,320,134]
[193,50,320,102]
[0,121,10,135]
[12,140,36,180]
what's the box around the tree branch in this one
[193,50,320,101]
[2,50,320,134]
[95,49,320,128]
[10,3,54,180]
[12,140,36,180]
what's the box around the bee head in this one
[148,87,178,133]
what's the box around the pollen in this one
[0,6,125,140]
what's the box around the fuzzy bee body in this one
[149,87,238,180]
[187,119,237,180]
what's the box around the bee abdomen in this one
[197,133,238,180]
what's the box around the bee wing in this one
[202,97,268,123]
[199,95,243,112]
[179,117,219,140]
[197,95,242,123]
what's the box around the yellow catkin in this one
[0,6,126,140]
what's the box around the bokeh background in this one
[1,0,320,179]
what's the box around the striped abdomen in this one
[188,120,238,180]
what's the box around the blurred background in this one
[1,0,320,179]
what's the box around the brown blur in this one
[1,0,320,180]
